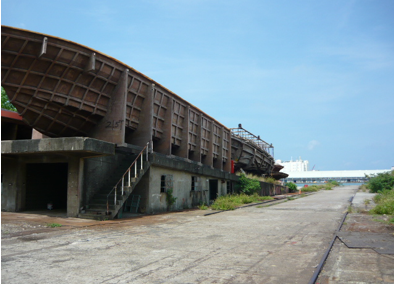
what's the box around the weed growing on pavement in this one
[211,193,273,211]
[198,203,208,210]
[46,223,62,228]
[364,199,371,210]
[287,197,295,200]
[372,215,394,225]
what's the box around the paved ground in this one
[2,185,390,284]
[317,192,394,284]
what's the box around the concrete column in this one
[89,69,128,145]
[128,83,154,148]
[188,109,201,163]
[223,130,231,172]
[67,157,84,217]
[176,105,190,159]
[206,117,214,168]
[155,97,173,155]
[213,125,224,170]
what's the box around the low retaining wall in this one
[258,182,289,196]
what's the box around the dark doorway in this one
[209,179,218,201]
[25,163,68,210]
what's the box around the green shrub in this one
[237,173,261,195]
[367,172,394,193]
[328,180,341,187]
[285,182,298,193]
[166,189,177,210]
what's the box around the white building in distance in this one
[276,157,309,172]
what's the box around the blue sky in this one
[2,0,393,171]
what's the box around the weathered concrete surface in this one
[351,192,377,211]
[317,206,394,283]
[2,187,356,283]
[317,240,394,284]
[1,137,115,156]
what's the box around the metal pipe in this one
[114,187,117,206]
[121,177,124,196]
[128,169,131,187]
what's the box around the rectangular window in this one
[191,176,197,191]
[161,174,173,193]
[161,175,166,193]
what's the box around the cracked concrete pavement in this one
[3,185,391,283]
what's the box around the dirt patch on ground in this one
[1,209,206,237]
[342,213,394,233]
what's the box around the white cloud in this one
[308,140,320,150]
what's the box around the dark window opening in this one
[160,175,166,193]
[160,174,173,193]
[191,176,196,191]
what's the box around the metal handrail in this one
[106,142,149,214]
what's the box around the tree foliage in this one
[1,87,17,111]
[237,173,261,195]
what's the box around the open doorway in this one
[209,179,218,201]
[25,163,68,212]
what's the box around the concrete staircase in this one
[79,143,150,220]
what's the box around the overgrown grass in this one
[211,193,273,211]
[370,190,394,215]
[302,185,323,192]
[359,184,368,192]
[302,183,337,192]
[235,172,281,185]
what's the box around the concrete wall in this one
[83,152,130,205]
[142,165,231,214]
[1,157,25,211]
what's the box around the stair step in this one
[87,204,116,210]
[78,213,113,220]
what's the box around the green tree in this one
[237,173,261,195]
[1,87,17,111]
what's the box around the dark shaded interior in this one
[209,179,218,201]
[25,163,68,210]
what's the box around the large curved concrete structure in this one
[1,26,232,171]
[2,26,275,175]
